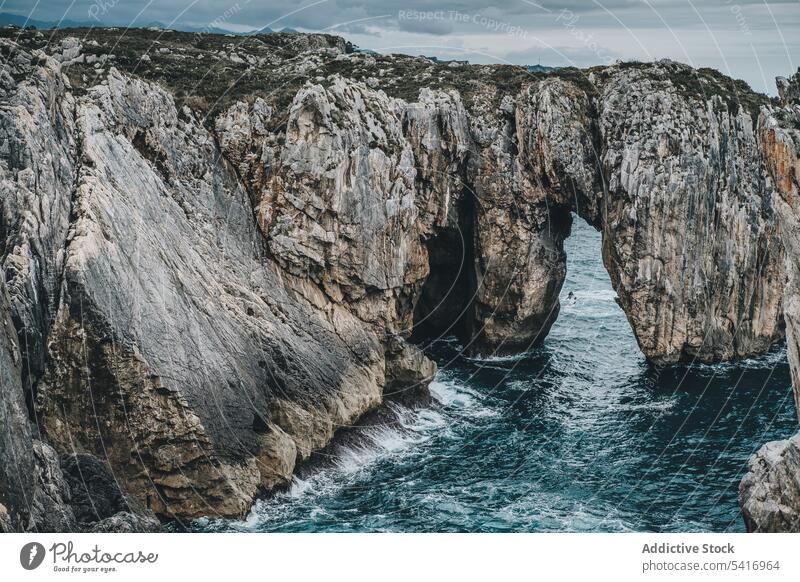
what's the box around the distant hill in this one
[0,12,267,35]
[526,64,557,73]
[0,12,317,36]
[0,12,91,29]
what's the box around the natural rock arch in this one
[0,31,788,528]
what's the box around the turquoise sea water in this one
[198,219,797,532]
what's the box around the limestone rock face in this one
[740,70,800,533]
[593,62,784,363]
[777,70,800,108]
[214,61,784,361]
[1,280,130,533]
[760,71,800,417]
[27,440,78,532]
[0,281,36,532]
[740,434,800,532]
[0,40,390,524]
[219,78,427,335]
[1,277,76,533]
[0,31,792,529]
[60,454,161,532]
[216,76,597,355]
[0,38,76,386]
[465,79,599,352]
[33,68,385,519]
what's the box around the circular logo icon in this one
[20,542,46,570]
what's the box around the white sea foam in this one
[411,408,448,432]
[615,398,676,413]
[670,346,789,379]
[235,377,489,524]
[429,379,475,407]
[331,423,420,474]
[287,475,314,497]
[430,379,500,419]
[464,351,532,364]
[244,401,440,510]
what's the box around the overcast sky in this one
[7,0,798,94]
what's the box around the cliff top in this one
[0,27,775,126]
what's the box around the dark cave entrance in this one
[411,192,477,344]
[410,200,612,353]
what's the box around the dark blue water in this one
[198,219,797,532]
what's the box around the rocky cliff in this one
[593,65,783,362]
[739,69,800,532]
[0,28,789,529]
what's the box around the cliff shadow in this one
[411,189,477,345]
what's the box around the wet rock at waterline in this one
[0,29,795,529]
[740,434,800,532]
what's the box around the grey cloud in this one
[396,13,455,36]
[8,0,799,33]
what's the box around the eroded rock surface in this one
[761,70,800,418]
[0,30,792,529]
[465,79,598,352]
[593,62,784,363]
[1,279,140,532]
[1,277,76,533]
[34,67,386,520]
[0,280,35,532]
[60,454,161,532]
[740,70,800,533]
[740,434,800,532]
[0,38,76,387]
